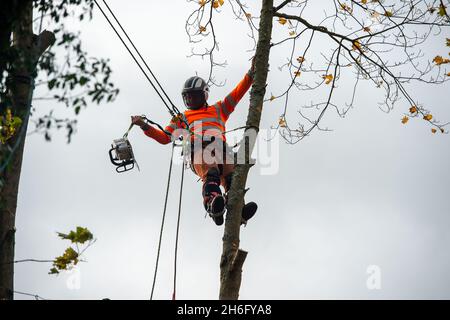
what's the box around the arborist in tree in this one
[131,61,257,226]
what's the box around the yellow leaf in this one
[401,116,409,124]
[198,0,206,6]
[340,3,352,13]
[447,72,450,77]
[352,40,362,51]
[270,95,275,101]
[294,71,301,77]
[409,106,418,114]
[289,31,296,36]
[423,114,433,121]
[384,10,393,17]
[199,25,206,33]
[432,128,437,133]
[213,1,219,8]
[296,56,305,63]
[361,0,367,4]
[219,0,224,6]
[322,74,333,84]
[438,4,447,17]
[278,17,287,25]
[433,55,450,65]
[245,13,252,19]
[279,117,287,128]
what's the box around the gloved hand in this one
[131,115,150,130]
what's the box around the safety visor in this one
[182,91,206,109]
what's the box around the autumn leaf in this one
[245,13,252,19]
[210,0,225,8]
[269,95,275,101]
[401,116,409,124]
[447,72,450,77]
[289,31,296,36]
[363,26,371,33]
[431,128,437,133]
[198,0,206,6]
[423,114,433,121]
[409,106,418,114]
[293,71,301,77]
[199,25,207,33]
[433,55,450,65]
[361,0,367,4]
[322,74,333,84]
[340,3,353,13]
[279,117,287,127]
[352,40,362,51]
[441,128,445,133]
[278,17,287,25]
[438,4,447,17]
[296,56,305,63]
[446,38,450,47]
[384,10,393,17]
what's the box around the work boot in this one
[202,168,225,226]
[241,201,257,224]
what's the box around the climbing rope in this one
[94,0,189,128]
[150,143,174,300]
[172,144,185,300]
[150,140,185,300]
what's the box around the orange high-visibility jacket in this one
[144,71,254,144]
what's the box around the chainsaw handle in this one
[109,147,122,166]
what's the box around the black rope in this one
[93,0,176,117]
[150,143,175,300]
[101,0,182,116]
[142,116,172,137]
[172,154,185,300]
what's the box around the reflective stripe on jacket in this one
[144,71,253,144]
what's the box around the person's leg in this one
[221,146,258,224]
[192,150,226,225]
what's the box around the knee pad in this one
[205,167,220,184]
[203,167,221,196]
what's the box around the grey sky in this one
[13,0,450,299]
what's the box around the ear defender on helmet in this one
[182,76,209,110]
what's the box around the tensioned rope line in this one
[172,144,186,300]
[101,0,183,117]
[93,0,177,118]
[150,143,174,300]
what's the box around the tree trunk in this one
[219,0,273,300]
[0,0,54,300]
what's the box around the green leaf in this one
[439,4,447,17]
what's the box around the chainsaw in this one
[109,122,140,173]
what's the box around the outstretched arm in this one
[131,116,178,145]
[220,66,254,121]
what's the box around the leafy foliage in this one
[0,0,119,145]
[49,226,95,275]
[0,108,22,144]
[57,226,93,244]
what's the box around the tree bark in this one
[219,0,273,300]
[0,0,55,300]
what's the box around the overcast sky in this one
[13,0,450,299]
